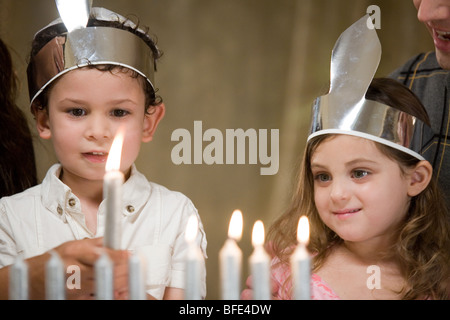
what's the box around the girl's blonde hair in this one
[267,78,450,299]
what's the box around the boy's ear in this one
[142,103,165,142]
[36,108,52,140]
[407,160,433,197]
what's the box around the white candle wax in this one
[219,238,242,300]
[185,244,204,300]
[128,252,146,300]
[290,216,311,300]
[45,251,66,300]
[9,256,28,300]
[219,210,243,300]
[249,221,271,300]
[95,253,114,300]
[103,170,124,249]
[103,129,125,250]
[184,215,204,300]
[291,243,311,300]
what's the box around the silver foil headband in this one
[309,95,428,160]
[28,7,156,111]
[308,15,429,161]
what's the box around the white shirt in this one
[0,164,207,299]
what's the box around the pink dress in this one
[271,257,340,300]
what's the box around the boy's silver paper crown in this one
[308,15,429,161]
[28,1,156,111]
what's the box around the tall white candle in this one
[249,220,271,300]
[104,130,125,250]
[219,209,243,300]
[9,256,28,300]
[184,215,204,300]
[128,252,146,300]
[290,216,311,300]
[45,251,66,300]
[95,253,114,300]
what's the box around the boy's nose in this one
[85,117,112,141]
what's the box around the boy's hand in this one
[53,238,130,299]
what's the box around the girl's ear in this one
[142,103,165,142]
[407,160,433,197]
[36,108,52,140]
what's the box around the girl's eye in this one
[352,170,369,179]
[111,109,130,117]
[314,173,331,182]
[68,108,86,117]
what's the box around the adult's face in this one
[414,0,450,69]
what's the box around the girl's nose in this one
[329,178,350,202]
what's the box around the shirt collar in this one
[41,163,152,220]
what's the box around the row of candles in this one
[8,210,311,300]
[8,131,312,300]
[216,210,311,300]
[9,249,146,300]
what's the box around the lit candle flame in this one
[297,216,310,244]
[228,209,243,241]
[185,215,199,243]
[252,220,265,247]
[105,129,125,172]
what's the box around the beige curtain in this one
[0,0,433,299]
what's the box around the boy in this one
[0,6,206,300]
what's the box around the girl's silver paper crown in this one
[308,15,431,161]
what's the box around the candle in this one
[129,251,146,300]
[95,253,114,300]
[45,251,66,300]
[249,220,271,300]
[9,256,28,300]
[290,215,311,300]
[104,129,125,250]
[184,214,204,300]
[219,209,243,300]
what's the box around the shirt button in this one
[68,198,76,207]
[126,205,135,213]
[57,205,63,215]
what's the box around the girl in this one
[266,78,450,300]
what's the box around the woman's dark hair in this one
[0,38,37,197]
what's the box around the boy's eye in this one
[68,108,86,117]
[111,109,129,117]
[352,170,369,179]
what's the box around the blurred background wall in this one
[0,0,433,299]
